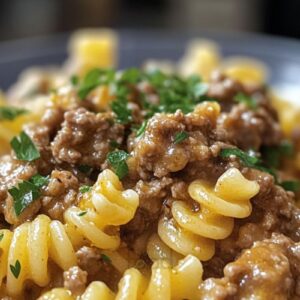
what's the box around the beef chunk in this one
[51,108,124,168]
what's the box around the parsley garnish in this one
[78,68,115,100]
[10,260,21,279]
[70,75,79,86]
[234,93,257,110]
[280,180,300,192]
[78,211,87,217]
[136,120,148,138]
[174,131,189,144]
[220,148,260,166]
[0,233,3,242]
[120,68,142,84]
[101,254,111,264]
[110,97,132,124]
[8,174,49,216]
[79,185,91,193]
[0,106,28,121]
[107,150,130,180]
[10,131,40,162]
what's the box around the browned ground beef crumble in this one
[1,73,300,298]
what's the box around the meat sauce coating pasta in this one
[1,30,300,299]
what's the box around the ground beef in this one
[200,234,298,299]
[132,102,220,179]
[76,246,121,291]
[51,108,124,168]
[217,104,282,150]
[0,155,39,225]
[121,177,173,249]
[204,168,300,278]
[63,266,87,296]
[41,170,79,221]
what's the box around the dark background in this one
[0,0,298,42]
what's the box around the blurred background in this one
[0,0,298,41]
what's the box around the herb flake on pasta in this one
[10,260,21,279]
[174,131,189,144]
[79,185,91,194]
[0,106,28,121]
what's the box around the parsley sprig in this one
[234,92,257,110]
[174,131,189,144]
[8,174,49,216]
[0,106,28,121]
[107,150,130,180]
[10,260,21,279]
[10,131,40,162]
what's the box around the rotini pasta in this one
[0,169,139,297]
[153,168,260,261]
[38,255,203,300]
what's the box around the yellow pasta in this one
[38,255,203,300]
[67,29,118,76]
[0,169,138,297]
[153,168,259,261]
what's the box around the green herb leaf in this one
[8,174,49,216]
[78,68,115,100]
[10,131,40,162]
[0,106,28,121]
[234,93,257,110]
[101,254,111,263]
[120,68,142,84]
[0,233,4,242]
[220,148,260,166]
[280,180,300,192]
[79,185,91,194]
[70,75,79,86]
[174,131,189,144]
[107,150,130,180]
[136,120,148,138]
[110,97,132,124]
[78,211,87,217]
[10,260,21,279]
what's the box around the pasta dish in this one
[0,29,300,299]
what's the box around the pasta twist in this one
[38,255,203,300]
[0,169,139,297]
[153,168,260,262]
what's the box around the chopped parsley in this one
[10,260,21,279]
[79,185,91,194]
[280,180,300,192]
[234,93,257,110]
[107,150,130,180]
[78,211,87,217]
[174,131,189,144]
[110,97,132,124]
[8,174,49,216]
[0,233,3,242]
[119,68,142,84]
[78,68,115,100]
[10,131,40,162]
[0,106,28,121]
[101,254,111,264]
[70,75,79,86]
[136,120,148,138]
[220,147,278,180]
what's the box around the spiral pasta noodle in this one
[0,169,139,297]
[38,254,203,300]
[152,168,260,262]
